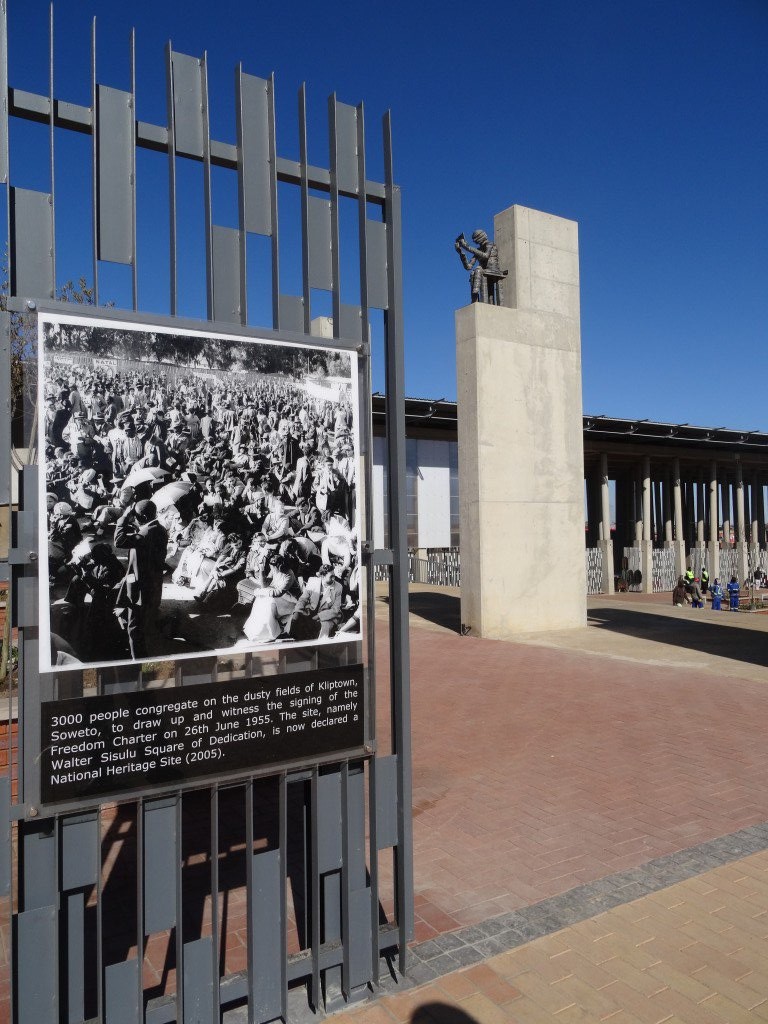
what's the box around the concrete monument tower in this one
[456,204,587,636]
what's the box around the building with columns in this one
[371,398,768,595]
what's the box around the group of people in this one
[672,567,742,611]
[44,356,361,667]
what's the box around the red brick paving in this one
[401,616,768,942]
[2,597,768,1015]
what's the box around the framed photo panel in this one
[39,313,363,674]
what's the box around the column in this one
[750,473,759,546]
[707,460,719,585]
[696,472,705,545]
[640,455,653,592]
[758,477,766,550]
[653,480,662,547]
[663,469,673,544]
[722,478,731,549]
[672,457,685,577]
[586,468,600,549]
[634,468,643,544]
[456,204,586,635]
[736,461,749,580]
[598,452,614,594]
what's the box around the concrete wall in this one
[456,205,586,635]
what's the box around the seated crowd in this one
[44,361,360,665]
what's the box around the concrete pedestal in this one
[598,539,614,595]
[736,542,750,582]
[639,540,654,594]
[456,205,586,636]
[706,541,720,586]
[670,539,686,579]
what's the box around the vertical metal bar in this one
[356,104,370,347]
[235,65,248,326]
[328,95,341,338]
[201,52,214,321]
[267,73,279,330]
[244,780,254,1023]
[298,85,310,336]
[382,112,413,970]
[356,102,377,749]
[49,5,57,295]
[175,793,184,1024]
[340,761,350,999]
[90,17,101,305]
[210,783,220,1023]
[166,43,178,315]
[130,28,138,310]
[96,806,104,1024]
[357,171,380,973]
[279,773,288,1021]
[136,798,144,1017]
[367,760,379,984]
[0,0,7,186]
[0,1,8,286]
[309,769,320,1009]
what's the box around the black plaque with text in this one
[40,665,365,803]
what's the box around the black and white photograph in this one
[39,313,362,672]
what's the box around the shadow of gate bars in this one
[0,5,413,1022]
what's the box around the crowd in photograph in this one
[43,349,361,668]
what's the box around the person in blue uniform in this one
[710,578,723,611]
[726,576,740,611]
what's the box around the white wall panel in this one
[372,436,386,548]
[416,439,451,548]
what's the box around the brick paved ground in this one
[342,848,768,1024]
[3,590,768,1020]
[396,595,768,942]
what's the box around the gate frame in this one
[0,3,414,1020]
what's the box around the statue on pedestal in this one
[455,229,507,305]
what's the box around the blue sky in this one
[8,0,768,430]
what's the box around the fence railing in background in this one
[719,548,738,583]
[652,547,677,592]
[622,546,643,591]
[374,549,461,587]
[585,547,603,595]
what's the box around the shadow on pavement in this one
[388,589,462,633]
[412,1004,479,1024]
[589,606,768,670]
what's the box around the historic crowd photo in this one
[39,314,362,672]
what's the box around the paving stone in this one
[432,932,467,953]
[427,952,461,975]
[411,939,444,962]
[472,917,508,938]
[407,961,438,985]
[451,926,486,945]
[445,944,484,967]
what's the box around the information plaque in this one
[41,665,365,803]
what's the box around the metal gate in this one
[652,548,677,593]
[0,5,413,1022]
[585,547,603,595]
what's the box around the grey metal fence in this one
[652,547,677,593]
[719,548,738,583]
[1,5,413,1022]
[585,547,603,595]
[408,549,460,587]
[622,546,642,592]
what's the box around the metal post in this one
[383,113,413,968]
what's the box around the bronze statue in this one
[455,229,507,305]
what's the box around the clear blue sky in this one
[8,0,768,430]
